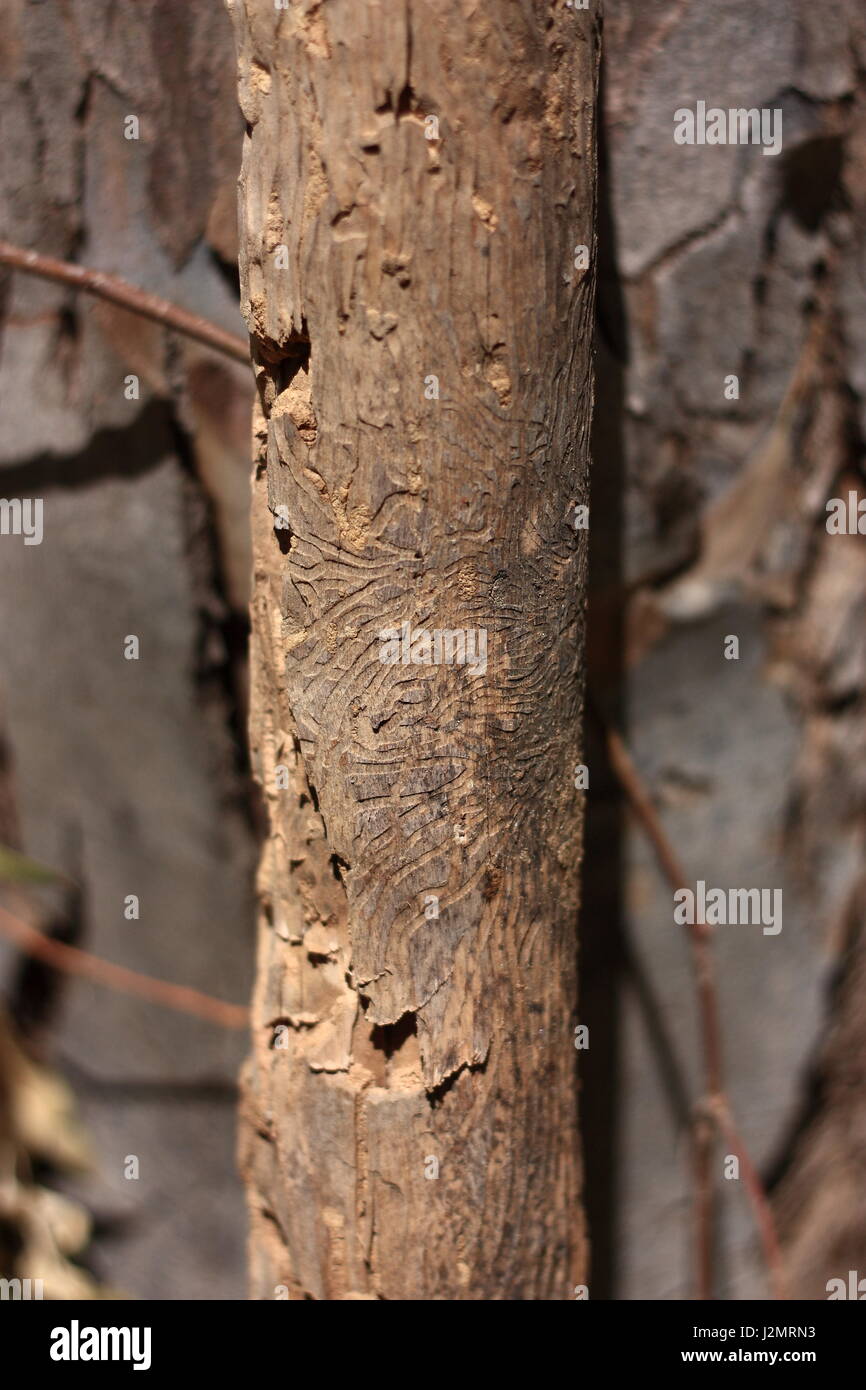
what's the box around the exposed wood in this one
[231,0,599,1299]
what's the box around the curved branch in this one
[0,239,251,365]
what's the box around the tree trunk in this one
[230,0,599,1300]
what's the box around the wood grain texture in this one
[231,0,599,1300]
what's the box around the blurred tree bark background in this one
[0,0,255,1299]
[587,0,866,1299]
[0,0,865,1300]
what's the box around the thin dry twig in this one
[0,239,251,365]
[709,1095,787,1300]
[596,705,788,1301]
[0,903,248,1031]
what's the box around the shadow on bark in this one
[581,66,693,1297]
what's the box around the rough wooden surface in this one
[232,0,599,1299]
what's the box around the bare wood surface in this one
[232,0,600,1299]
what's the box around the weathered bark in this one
[231,0,599,1299]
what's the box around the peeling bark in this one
[232,0,599,1299]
